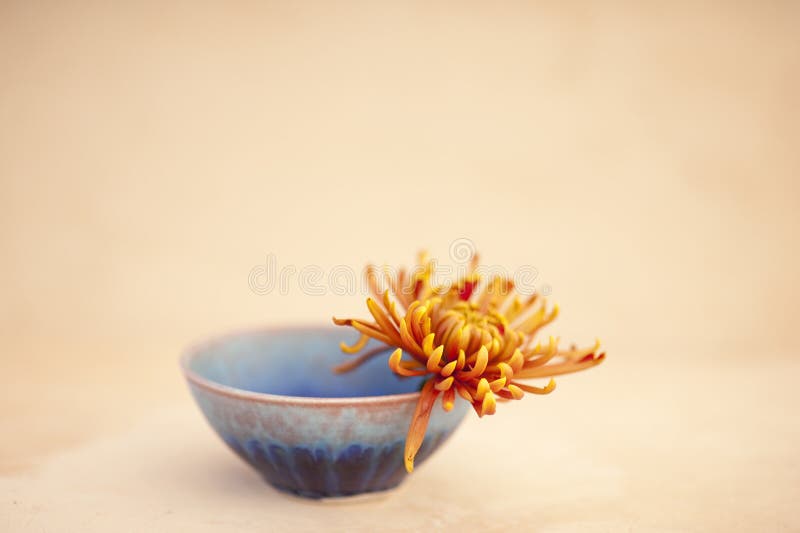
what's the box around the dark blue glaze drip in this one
[291,447,332,496]
[222,432,452,498]
[333,444,375,495]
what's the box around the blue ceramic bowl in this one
[181,326,469,498]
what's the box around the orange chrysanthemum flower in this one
[333,251,605,472]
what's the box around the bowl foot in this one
[264,477,404,501]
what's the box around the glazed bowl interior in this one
[186,326,426,398]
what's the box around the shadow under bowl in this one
[181,325,469,499]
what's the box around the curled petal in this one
[459,325,472,352]
[398,319,425,360]
[497,362,514,381]
[513,378,557,394]
[521,336,560,368]
[410,305,428,339]
[441,359,458,377]
[489,337,501,358]
[475,377,491,401]
[347,320,394,345]
[404,300,422,332]
[523,351,556,368]
[459,346,488,380]
[507,384,525,400]
[515,354,605,379]
[366,298,401,343]
[339,333,369,354]
[496,330,519,361]
[332,316,352,326]
[434,376,454,391]
[442,388,456,412]
[444,327,462,358]
[456,349,466,370]
[404,379,440,472]
[489,376,507,392]
[422,316,432,336]
[422,332,436,356]
[480,390,496,417]
[389,349,427,377]
[382,290,402,326]
[508,348,524,373]
[426,345,444,372]
[437,315,460,346]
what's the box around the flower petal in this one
[475,377,491,401]
[426,345,445,372]
[456,349,466,370]
[339,333,369,354]
[404,379,440,472]
[442,388,456,412]
[366,297,402,343]
[459,345,488,380]
[514,354,605,379]
[399,319,424,357]
[434,376,454,391]
[455,382,474,402]
[389,349,428,377]
[507,384,525,400]
[422,332,436,356]
[512,378,557,394]
[441,359,458,377]
[333,345,393,374]
[480,391,497,416]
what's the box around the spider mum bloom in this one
[333,251,605,473]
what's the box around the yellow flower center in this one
[434,301,509,353]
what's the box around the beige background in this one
[2,1,798,531]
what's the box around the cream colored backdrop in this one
[1,2,798,530]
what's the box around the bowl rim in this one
[181,324,424,406]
